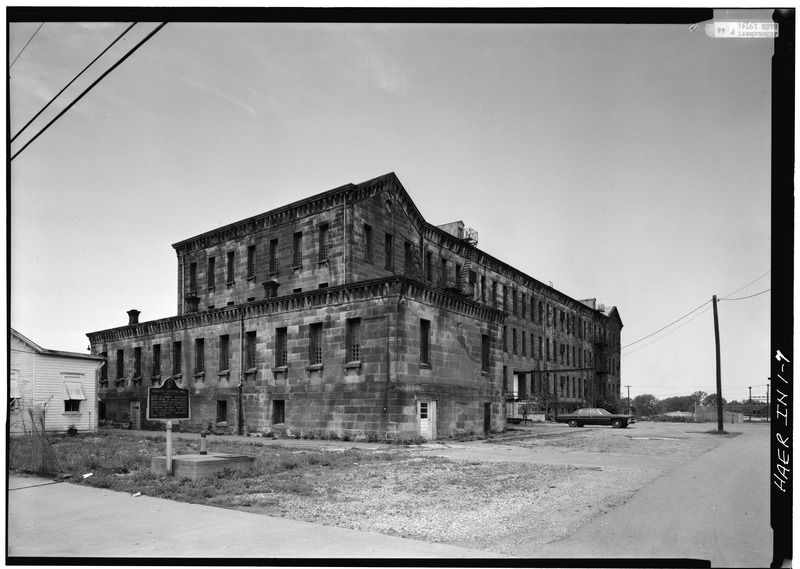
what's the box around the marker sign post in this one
[147,378,190,475]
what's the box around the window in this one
[481,334,490,372]
[100,352,108,381]
[219,335,230,371]
[63,381,85,413]
[269,239,279,273]
[189,262,197,291]
[405,241,412,274]
[245,331,257,369]
[275,327,288,367]
[538,301,543,324]
[116,349,124,379]
[512,328,517,354]
[492,281,498,308]
[425,251,433,281]
[481,275,486,302]
[521,331,526,356]
[503,326,508,352]
[384,233,393,270]
[172,342,182,375]
[538,337,543,360]
[152,345,161,377]
[521,294,526,320]
[226,251,235,284]
[420,319,431,365]
[247,245,256,278]
[134,347,142,377]
[195,338,205,374]
[216,400,228,423]
[512,290,517,315]
[293,232,303,267]
[346,318,361,362]
[503,286,507,312]
[364,224,373,262]
[440,258,447,286]
[207,257,216,288]
[273,399,285,424]
[309,323,323,365]
[318,224,329,261]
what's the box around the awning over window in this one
[10,379,20,399]
[63,382,86,400]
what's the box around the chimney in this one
[127,309,141,326]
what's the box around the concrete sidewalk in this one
[7,475,508,559]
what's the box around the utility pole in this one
[748,386,752,404]
[625,385,631,414]
[713,295,723,431]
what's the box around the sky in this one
[8,10,777,404]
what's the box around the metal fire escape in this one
[456,227,479,296]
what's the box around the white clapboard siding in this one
[10,330,102,434]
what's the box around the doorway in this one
[418,400,437,440]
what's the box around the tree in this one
[632,394,658,417]
[702,393,726,407]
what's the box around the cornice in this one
[86,276,505,345]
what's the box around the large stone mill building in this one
[87,173,622,440]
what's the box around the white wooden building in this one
[10,329,104,435]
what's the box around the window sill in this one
[273,366,288,373]
[420,362,432,370]
[207,286,215,292]
[317,259,329,266]
[244,368,257,376]
[194,372,205,380]
[343,361,362,370]
[226,281,235,287]
[99,380,109,388]
[246,276,255,282]
[292,265,302,272]
[151,375,162,385]
[218,371,230,378]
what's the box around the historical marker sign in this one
[147,377,190,420]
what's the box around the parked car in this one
[555,408,631,428]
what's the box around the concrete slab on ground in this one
[7,475,508,559]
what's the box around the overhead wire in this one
[621,299,711,350]
[10,22,167,161]
[720,288,770,301]
[622,303,712,356]
[9,22,44,69]
[621,270,771,352]
[11,22,137,144]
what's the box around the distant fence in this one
[694,406,744,423]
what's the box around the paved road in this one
[529,423,773,567]
[7,422,772,564]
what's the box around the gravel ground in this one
[226,422,730,556]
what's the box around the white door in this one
[418,400,437,440]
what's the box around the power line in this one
[9,22,44,70]
[11,22,167,161]
[622,299,711,350]
[720,288,770,301]
[622,304,711,356]
[621,271,771,352]
[11,22,137,144]
[720,270,770,299]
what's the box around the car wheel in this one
[568,420,578,428]
[611,419,623,428]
